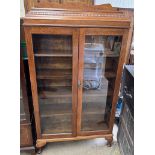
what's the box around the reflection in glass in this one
[81,35,122,131]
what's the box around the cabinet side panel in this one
[24,27,42,139]
[109,29,129,132]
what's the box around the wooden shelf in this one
[83,87,113,97]
[85,50,119,58]
[38,87,72,98]
[36,69,72,80]
[37,74,72,80]
[34,49,72,57]
[81,113,108,131]
[40,103,72,117]
[83,95,109,103]
[39,97,72,104]
[38,86,113,99]
[35,56,72,65]
[38,79,72,87]
[104,71,116,78]
[83,110,105,115]
[34,53,72,57]
[104,50,119,57]
[84,63,104,69]
[84,71,116,78]
[37,70,115,79]
[39,101,107,117]
[41,114,72,134]
[83,101,106,112]
[36,62,72,70]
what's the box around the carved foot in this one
[105,136,113,147]
[36,140,47,154]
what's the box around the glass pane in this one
[32,34,73,134]
[20,85,26,121]
[81,35,122,131]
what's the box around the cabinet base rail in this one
[36,133,113,150]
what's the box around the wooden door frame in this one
[24,26,79,139]
[77,28,129,136]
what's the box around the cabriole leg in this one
[105,136,113,147]
[36,140,47,154]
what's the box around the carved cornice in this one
[24,5,132,27]
[25,8,131,21]
[28,10,126,18]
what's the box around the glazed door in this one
[77,28,127,136]
[25,27,78,138]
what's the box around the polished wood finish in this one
[38,134,113,143]
[24,0,94,13]
[34,0,94,7]
[24,4,133,150]
[20,123,33,147]
[77,28,128,136]
[24,27,42,139]
[72,29,79,136]
[25,27,79,140]
[24,6,132,28]
[108,30,129,132]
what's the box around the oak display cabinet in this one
[23,4,133,152]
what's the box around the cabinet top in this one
[23,4,133,28]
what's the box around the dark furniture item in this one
[23,4,133,152]
[117,65,134,155]
[20,57,35,155]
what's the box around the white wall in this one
[20,0,25,17]
[95,0,134,8]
